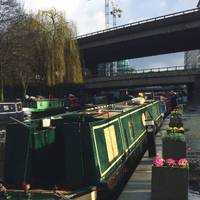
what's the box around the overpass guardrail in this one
[85,66,200,81]
[77,8,200,39]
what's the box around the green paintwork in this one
[89,101,161,181]
[25,99,64,113]
[4,100,162,199]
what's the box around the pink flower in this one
[153,155,165,167]
[165,158,176,167]
[178,158,188,168]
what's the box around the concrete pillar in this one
[190,75,200,103]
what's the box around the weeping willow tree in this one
[35,9,83,87]
[0,8,83,99]
[65,24,83,83]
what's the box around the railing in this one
[123,65,185,74]
[77,8,200,39]
[86,65,200,79]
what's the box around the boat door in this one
[61,122,85,188]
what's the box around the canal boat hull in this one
[4,100,162,199]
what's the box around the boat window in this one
[17,103,22,111]
[128,120,135,139]
[144,111,152,120]
[104,125,119,162]
[156,105,161,116]
[141,111,152,126]
[0,104,15,112]
[141,113,146,126]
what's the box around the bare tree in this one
[0,0,23,101]
[6,14,38,99]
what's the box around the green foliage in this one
[34,9,83,86]
[161,132,186,142]
[0,6,83,99]
[167,127,185,134]
[169,116,183,128]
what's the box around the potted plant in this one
[166,126,185,134]
[169,107,183,128]
[162,129,186,160]
[151,155,189,200]
[171,108,183,117]
[169,115,183,127]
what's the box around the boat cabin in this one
[0,102,23,121]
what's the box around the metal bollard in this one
[146,120,156,157]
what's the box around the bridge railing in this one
[77,8,200,39]
[86,65,200,79]
[132,66,185,74]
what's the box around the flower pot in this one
[162,139,186,160]
[169,116,183,128]
[151,166,188,200]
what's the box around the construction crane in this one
[105,0,110,28]
[109,0,122,27]
[89,0,122,28]
[88,0,123,76]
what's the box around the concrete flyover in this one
[78,8,200,69]
[85,67,200,89]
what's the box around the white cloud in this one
[23,0,106,34]
[24,0,81,16]
[22,0,198,67]
[159,0,167,8]
[24,0,197,35]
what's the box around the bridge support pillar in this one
[189,75,200,103]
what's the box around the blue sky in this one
[23,0,199,68]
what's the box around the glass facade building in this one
[184,1,200,69]
[97,60,131,76]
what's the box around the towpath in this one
[117,106,200,200]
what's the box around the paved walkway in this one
[117,118,169,200]
[118,107,200,200]
[184,105,200,165]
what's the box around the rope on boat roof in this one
[9,117,30,128]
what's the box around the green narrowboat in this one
[2,100,162,200]
[23,98,65,118]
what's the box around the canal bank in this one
[117,105,200,200]
[184,105,200,193]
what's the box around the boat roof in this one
[27,100,156,122]
[0,102,22,104]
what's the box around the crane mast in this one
[110,0,122,27]
[89,0,123,76]
[105,0,122,28]
[105,0,109,28]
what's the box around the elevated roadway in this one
[78,8,200,70]
[85,66,200,89]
